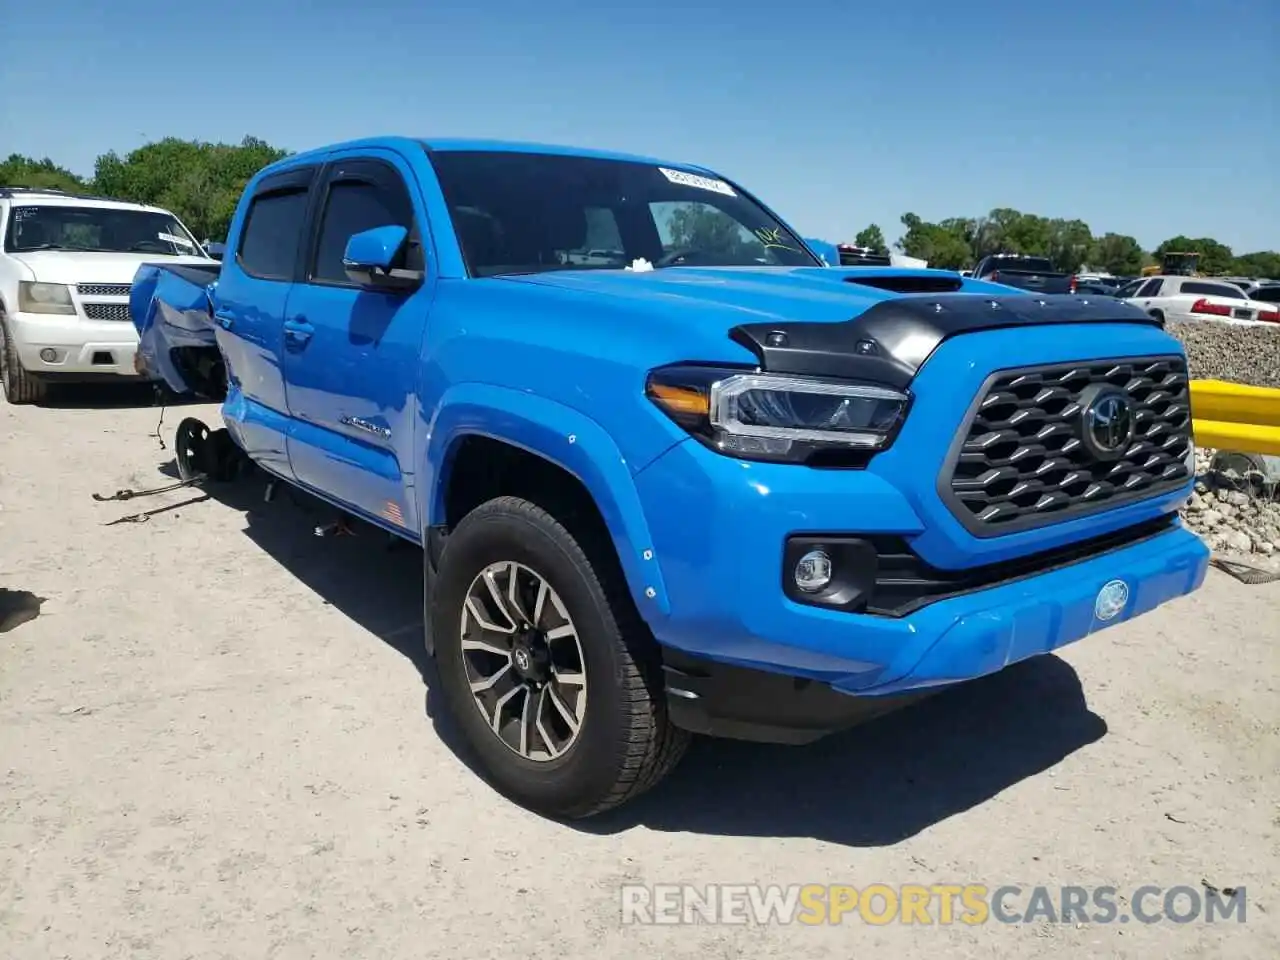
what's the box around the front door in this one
[281,151,434,535]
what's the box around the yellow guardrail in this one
[1189,379,1280,456]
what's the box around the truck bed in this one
[984,268,1073,294]
[973,256,1074,295]
[130,262,226,399]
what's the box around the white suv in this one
[0,187,216,404]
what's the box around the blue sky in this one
[5,0,1277,252]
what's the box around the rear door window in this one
[238,188,310,281]
[1179,281,1245,299]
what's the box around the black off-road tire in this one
[0,313,49,405]
[430,496,689,819]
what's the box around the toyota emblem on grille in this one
[1080,386,1134,461]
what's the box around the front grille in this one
[77,283,131,297]
[83,302,132,322]
[942,355,1192,535]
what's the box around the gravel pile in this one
[1166,318,1280,388]
[1159,320,1280,566]
[1180,447,1280,566]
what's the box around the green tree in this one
[896,213,972,269]
[852,223,888,255]
[1046,219,1094,273]
[1153,236,1235,276]
[1089,233,1147,275]
[93,135,289,241]
[1233,251,1280,279]
[0,154,87,193]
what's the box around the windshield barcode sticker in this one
[658,167,736,197]
[158,232,195,248]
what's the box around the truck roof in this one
[257,136,720,179]
[0,186,175,214]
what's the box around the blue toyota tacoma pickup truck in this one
[130,136,1209,819]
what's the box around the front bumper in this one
[638,437,1207,694]
[8,310,142,379]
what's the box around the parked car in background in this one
[1073,279,1120,296]
[835,243,893,266]
[0,187,214,404]
[1236,281,1280,304]
[1117,275,1280,325]
[971,253,1075,294]
[131,135,1208,819]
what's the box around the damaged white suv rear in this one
[0,187,215,404]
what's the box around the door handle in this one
[213,311,236,330]
[283,316,315,346]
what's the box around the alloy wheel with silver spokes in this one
[460,560,588,762]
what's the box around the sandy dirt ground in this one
[1,388,1278,960]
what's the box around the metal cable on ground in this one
[1210,555,1280,585]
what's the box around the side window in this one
[310,167,414,285]
[238,189,310,280]
[1114,280,1141,298]
[650,200,777,264]
[1248,287,1280,304]
[1136,279,1164,297]
[1180,281,1244,300]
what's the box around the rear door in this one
[1133,277,1165,311]
[281,149,434,535]
[212,163,320,477]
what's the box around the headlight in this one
[646,363,910,465]
[18,282,75,315]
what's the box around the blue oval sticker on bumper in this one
[1095,579,1130,621]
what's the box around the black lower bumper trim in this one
[661,648,930,745]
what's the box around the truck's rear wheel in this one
[0,315,49,405]
[430,496,688,818]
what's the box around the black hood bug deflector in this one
[727,294,1161,391]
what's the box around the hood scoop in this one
[729,292,1160,391]
[843,274,965,294]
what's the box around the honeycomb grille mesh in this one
[83,302,132,322]
[945,356,1192,532]
[77,283,131,297]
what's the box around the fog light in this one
[794,549,832,593]
[40,348,58,363]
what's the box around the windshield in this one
[3,205,202,256]
[427,150,819,277]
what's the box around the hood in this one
[7,250,217,285]
[510,265,978,325]
[507,265,1162,390]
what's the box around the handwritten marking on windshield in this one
[754,227,800,254]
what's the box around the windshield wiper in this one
[15,243,89,252]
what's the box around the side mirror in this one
[343,224,421,291]
[804,238,841,267]
[205,242,225,262]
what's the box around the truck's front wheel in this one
[430,496,688,819]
